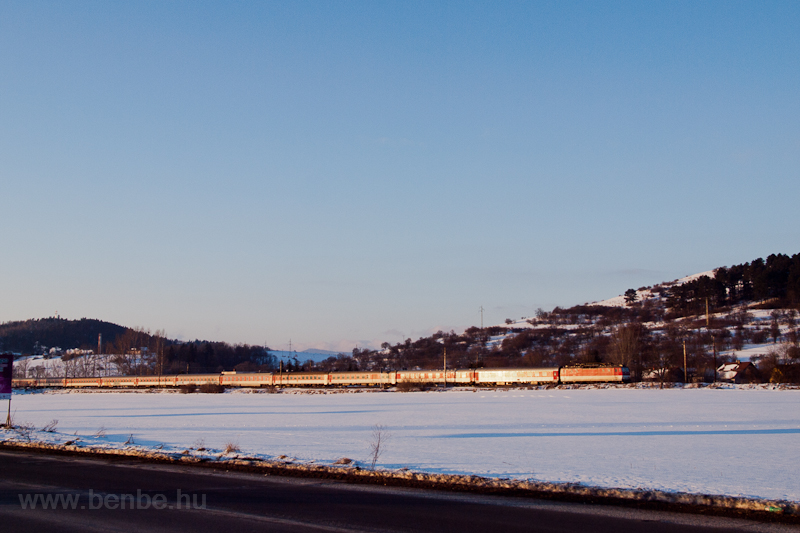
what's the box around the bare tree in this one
[111,327,157,376]
[368,424,389,470]
[12,357,30,379]
[63,356,79,378]
[44,358,62,379]
[79,353,98,377]
[609,323,642,365]
[770,311,782,344]
[650,342,679,387]
[153,329,166,376]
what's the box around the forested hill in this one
[2,317,277,375]
[0,318,126,354]
[331,252,800,383]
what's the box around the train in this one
[11,364,630,389]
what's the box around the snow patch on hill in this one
[592,270,717,308]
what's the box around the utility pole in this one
[706,298,713,382]
[683,339,688,384]
[443,347,447,388]
[480,306,484,330]
[713,337,718,383]
[156,333,162,387]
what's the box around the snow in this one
[591,270,717,308]
[670,270,718,285]
[20,355,66,372]
[14,354,121,378]
[593,294,629,308]
[4,387,799,503]
[720,343,778,363]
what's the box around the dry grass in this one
[224,441,241,454]
[14,422,36,442]
[396,380,436,392]
[395,380,417,392]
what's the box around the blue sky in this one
[2,1,798,351]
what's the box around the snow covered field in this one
[5,387,800,502]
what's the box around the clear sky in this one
[2,1,798,352]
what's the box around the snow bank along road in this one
[6,386,800,503]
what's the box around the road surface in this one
[0,450,794,532]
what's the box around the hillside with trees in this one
[304,253,800,384]
[0,318,126,355]
[5,253,800,383]
[3,318,277,377]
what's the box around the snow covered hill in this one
[591,270,717,308]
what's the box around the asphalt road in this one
[0,450,795,533]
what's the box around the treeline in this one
[666,253,800,318]
[0,318,126,354]
[100,327,278,375]
[2,318,277,376]
[161,342,277,374]
[296,327,577,374]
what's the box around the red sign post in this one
[0,353,12,426]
